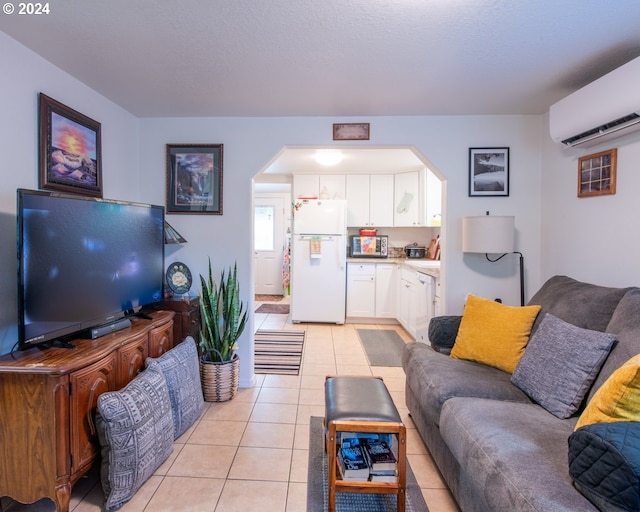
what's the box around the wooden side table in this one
[324,376,407,512]
[156,295,200,345]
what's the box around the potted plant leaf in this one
[199,259,247,402]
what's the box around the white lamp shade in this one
[462,215,515,253]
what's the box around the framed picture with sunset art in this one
[39,93,102,197]
[166,144,223,214]
[578,148,617,198]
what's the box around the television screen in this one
[17,189,165,348]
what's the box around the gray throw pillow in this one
[96,362,174,512]
[511,313,616,419]
[145,336,204,439]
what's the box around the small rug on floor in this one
[357,329,406,367]
[255,294,284,302]
[254,329,305,375]
[255,303,290,314]
[307,416,429,512]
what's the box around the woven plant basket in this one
[200,355,240,402]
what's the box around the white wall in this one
[138,115,544,386]
[0,32,139,354]
[540,113,640,287]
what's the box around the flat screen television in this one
[17,188,165,349]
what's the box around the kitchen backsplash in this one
[346,226,441,258]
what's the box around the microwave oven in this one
[349,235,388,258]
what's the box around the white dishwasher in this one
[415,271,435,344]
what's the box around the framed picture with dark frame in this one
[469,147,510,197]
[578,148,617,198]
[39,93,102,197]
[166,144,223,214]
[333,123,370,140]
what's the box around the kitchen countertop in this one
[346,257,440,277]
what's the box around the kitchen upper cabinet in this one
[394,169,426,226]
[370,175,394,226]
[345,175,369,226]
[345,174,394,227]
[425,170,442,227]
[293,175,318,199]
[320,175,346,199]
[293,175,345,200]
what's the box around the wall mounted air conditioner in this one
[549,56,640,148]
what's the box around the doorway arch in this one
[252,144,447,327]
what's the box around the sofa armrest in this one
[428,315,462,354]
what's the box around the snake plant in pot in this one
[199,259,247,402]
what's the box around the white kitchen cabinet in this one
[397,266,434,341]
[369,175,394,226]
[293,175,346,200]
[346,174,394,227]
[293,175,319,199]
[345,175,370,226]
[394,169,426,226]
[414,272,434,343]
[346,263,376,317]
[398,268,418,338]
[375,263,396,318]
[425,170,442,227]
[320,175,346,199]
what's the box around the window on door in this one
[254,205,275,251]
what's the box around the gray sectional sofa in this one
[402,275,640,512]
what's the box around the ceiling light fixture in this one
[314,149,344,166]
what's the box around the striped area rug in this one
[254,329,305,375]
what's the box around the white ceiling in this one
[3,0,640,179]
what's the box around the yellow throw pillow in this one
[575,354,640,430]
[450,294,541,373]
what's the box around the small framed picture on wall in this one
[577,148,617,198]
[469,147,509,197]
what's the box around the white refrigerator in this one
[291,200,347,324]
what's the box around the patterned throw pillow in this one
[450,294,541,373]
[96,362,174,512]
[145,336,204,439]
[511,313,616,419]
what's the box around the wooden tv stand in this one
[0,310,174,512]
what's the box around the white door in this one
[254,197,285,295]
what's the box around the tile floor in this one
[1,302,460,512]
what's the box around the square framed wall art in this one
[577,148,617,198]
[469,147,510,197]
[166,144,223,214]
[39,93,102,197]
